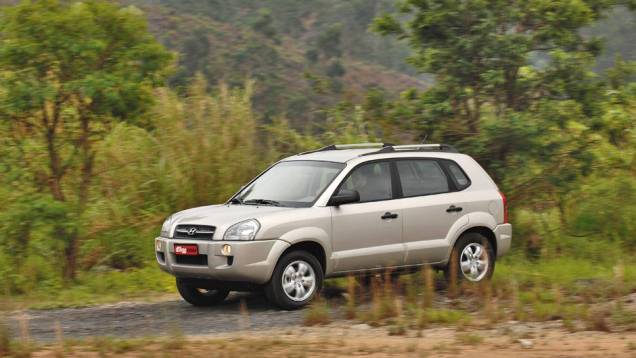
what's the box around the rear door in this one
[330,160,405,272]
[395,159,469,265]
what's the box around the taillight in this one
[499,191,509,224]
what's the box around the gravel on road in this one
[7,292,305,342]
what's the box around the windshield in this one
[233,161,345,207]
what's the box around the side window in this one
[339,162,393,202]
[447,162,471,190]
[396,160,449,197]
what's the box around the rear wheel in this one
[445,232,495,283]
[176,278,230,306]
[265,250,323,310]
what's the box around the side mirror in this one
[328,189,360,206]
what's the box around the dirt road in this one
[7,292,303,342]
[6,292,636,357]
[11,323,636,357]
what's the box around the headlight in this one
[223,219,260,241]
[160,215,173,237]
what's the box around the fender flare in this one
[276,226,332,275]
[444,211,497,261]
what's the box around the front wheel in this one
[265,250,323,309]
[445,232,495,283]
[176,278,230,306]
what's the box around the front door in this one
[330,161,404,272]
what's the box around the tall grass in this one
[340,256,636,333]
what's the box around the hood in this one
[169,204,293,238]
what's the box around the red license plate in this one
[174,244,198,256]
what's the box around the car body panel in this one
[330,201,404,272]
[155,237,289,284]
[166,204,294,240]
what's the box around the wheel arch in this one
[275,226,331,276]
[279,240,327,275]
[458,226,497,255]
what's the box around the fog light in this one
[155,240,163,252]
[221,244,232,256]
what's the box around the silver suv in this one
[155,143,512,309]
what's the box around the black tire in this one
[265,250,323,310]
[176,278,230,306]
[444,232,495,283]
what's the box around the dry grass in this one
[456,332,484,345]
[0,315,9,357]
[344,275,357,319]
[585,307,612,332]
[4,324,636,358]
[303,297,331,326]
[336,262,636,336]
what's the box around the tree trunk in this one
[504,66,520,110]
[62,112,95,280]
[44,107,66,202]
[62,231,78,281]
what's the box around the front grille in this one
[175,255,208,266]
[173,224,216,240]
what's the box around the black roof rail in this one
[298,142,394,155]
[360,143,459,156]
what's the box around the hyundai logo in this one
[187,227,198,236]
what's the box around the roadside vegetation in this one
[303,258,636,333]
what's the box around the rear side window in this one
[396,160,449,197]
[446,162,471,190]
[339,161,393,202]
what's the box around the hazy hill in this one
[1,0,631,125]
[126,0,431,126]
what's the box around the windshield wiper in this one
[229,197,243,205]
[243,199,282,207]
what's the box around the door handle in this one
[381,212,398,220]
[446,205,463,213]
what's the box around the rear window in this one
[396,160,449,197]
[446,162,471,190]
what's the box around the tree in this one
[326,60,346,78]
[0,0,172,280]
[252,8,277,38]
[317,24,343,59]
[170,28,212,88]
[372,1,636,188]
[373,0,626,134]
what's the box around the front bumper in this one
[494,223,512,257]
[155,237,290,284]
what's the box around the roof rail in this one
[360,143,459,156]
[298,142,394,155]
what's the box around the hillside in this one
[0,0,631,125]
[126,0,636,126]
[126,0,431,126]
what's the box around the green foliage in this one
[0,0,172,281]
[6,266,175,309]
[316,24,343,59]
[252,8,277,39]
[326,60,346,78]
